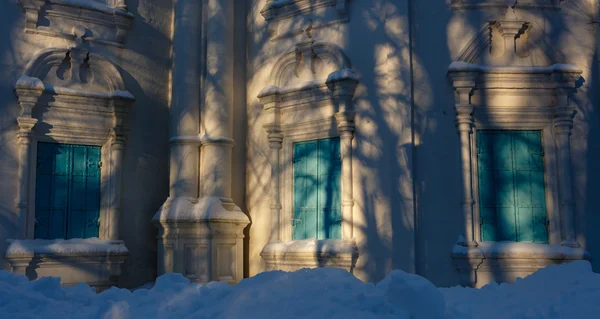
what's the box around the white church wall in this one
[0,0,172,288]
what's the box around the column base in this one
[152,196,250,283]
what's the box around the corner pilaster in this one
[448,71,478,248]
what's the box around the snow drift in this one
[0,261,598,319]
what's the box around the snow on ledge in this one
[46,85,135,100]
[452,241,592,260]
[326,68,359,83]
[15,75,44,90]
[5,238,129,257]
[52,0,134,17]
[262,239,358,256]
[257,80,328,98]
[448,61,583,74]
[152,197,249,223]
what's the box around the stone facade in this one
[0,0,599,289]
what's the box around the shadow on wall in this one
[245,0,421,283]
[0,0,36,270]
[106,0,172,288]
[247,0,600,286]
[0,0,172,288]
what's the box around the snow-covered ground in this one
[1,261,598,319]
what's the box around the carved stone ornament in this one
[10,45,134,288]
[257,38,360,272]
[260,0,349,40]
[19,0,134,47]
[13,45,134,240]
[446,11,591,287]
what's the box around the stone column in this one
[166,0,202,201]
[258,88,283,243]
[334,112,355,240]
[328,71,358,240]
[15,78,44,239]
[15,117,38,239]
[454,87,478,247]
[105,97,132,240]
[154,0,248,284]
[554,104,579,247]
[200,0,236,204]
[107,132,125,240]
[267,129,283,242]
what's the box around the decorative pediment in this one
[455,10,567,67]
[260,0,349,40]
[451,0,562,10]
[19,0,133,47]
[447,10,582,125]
[15,47,134,144]
[267,37,351,88]
[258,37,357,112]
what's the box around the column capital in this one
[455,105,474,133]
[334,111,356,136]
[16,117,38,132]
[553,106,576,135]
[267,132,283,149]
[15,76,45,118]
[110,127,127,148]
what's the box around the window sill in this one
[451,241,592,287]
[5,238,128,291]
[260,239,359,273]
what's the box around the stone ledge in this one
[451,241,592,288]
[5,238,128,292]
[450,0,562,10]
[19,0,134,46]
[261,239,359,272]
[260,0,349,40]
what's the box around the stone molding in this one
[19,0,134,47]
[450,0,562,11]
[454,19,568,67]
[257,39,359,271]
[260,0,349,40]
[13,46,135,243]
[451,241,591,287]
[5,239,128,291]
[447,21,591,284]
[260,239,358,273]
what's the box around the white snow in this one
[326,68,359,82]
[0,260,598,318]
[152,197,249,223]
[442,261,600,319]
[15,75,45,90]
[46,85,135,100]
[261,239,357,255]
[448,61,583,74]
[452,241,592,260]
[5,238,128,256]
[52,0,134,17]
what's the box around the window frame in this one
[471,125,561,245]
[291,137,342,241]
[33,142,103,240]
[281,120,344,242]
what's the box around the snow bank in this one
[6,238,128,256]
[0,261,598,319]
[442,260,600,319]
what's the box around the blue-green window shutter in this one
[35,143,101,239]
[477,131,548,243]
[293,138,342,240]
